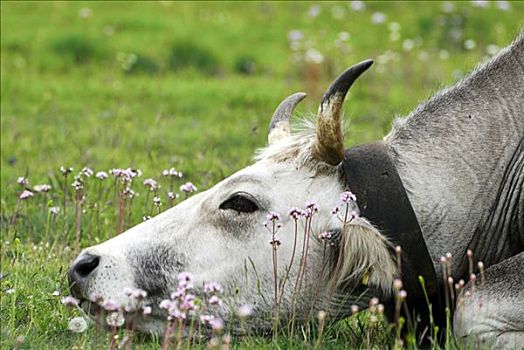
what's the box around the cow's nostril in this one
[71,253,100,281]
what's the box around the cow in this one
[68,33,523,347]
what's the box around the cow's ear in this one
[330,217,397,294]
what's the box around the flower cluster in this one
[288,207,306,220]
[96,171,108,180]
[162,168,183,178]
[34,184,51,193]
[60,166,73,175]
[17,177,29,186]
[304,200,319,217]
[19,190,34,200]
[81,167,94,178]
[110,168,142,183]
[143,178,159,190]
[180,182,197,194]
[332,191,358,223]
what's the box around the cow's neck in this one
[385,36,524,280]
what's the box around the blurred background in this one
[2,1,523,193]
[1,3,523,348]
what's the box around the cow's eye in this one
[219,194,259,213]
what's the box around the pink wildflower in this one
[340,191,357,203]
[96,171,108,180]
[19,190,34,200]
[61,296,80,307]
[17,177,29,186]
[180,182,197,193]
[34,184,51,193]
[143,178,158,190]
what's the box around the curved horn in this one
[313,59,374,165]
[268,92,307,145]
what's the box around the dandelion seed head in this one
[68,317,88,333]
[106,312,125,327]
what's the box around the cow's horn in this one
[268,92,307,145]
[313,59,373,165]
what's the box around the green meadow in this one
[1,1,523,349]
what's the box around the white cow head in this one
[68,60,398,334]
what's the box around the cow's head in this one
[68,60,398,334]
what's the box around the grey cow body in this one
[386,33,524,278]
[386,33,524,347]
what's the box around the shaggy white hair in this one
[255,116,397,295]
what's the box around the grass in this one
[1,1,523,349]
